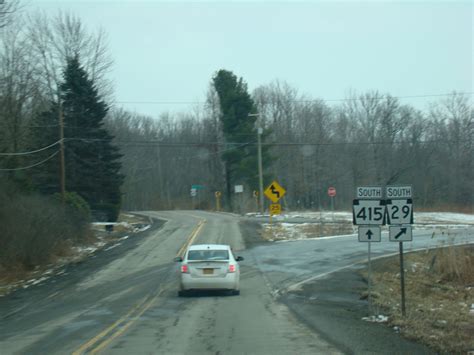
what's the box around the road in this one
[0,211,337,354]
[0,210,471,354]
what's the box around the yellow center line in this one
[176,219,206,258]
[72,218,207,355]
[90,288,164,354]
[72,296,149,355]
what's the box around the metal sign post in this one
[399,242,406,316]
[368,241,372,315]
[386,185,413,317]
[215,191,221,212]
[353,186,385,316]
[357,226,381,316]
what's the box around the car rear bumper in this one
[180,273,239,291]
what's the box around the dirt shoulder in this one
[0,213,162,297]
[368,244,474,353]
[280,266,433,354]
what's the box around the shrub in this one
[0,182,91,271]
[54,191,91,220]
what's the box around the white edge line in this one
[284,240,474,294]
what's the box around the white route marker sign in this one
[352,199,386,225]
[386,186,412,199]
[389,225,413,242]
[358,226,381,242]
[356,186,382,199]
[385,199,413,225]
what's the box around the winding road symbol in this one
[264,181,286,203]
[270,184,280,198]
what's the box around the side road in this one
[238,219,464,354]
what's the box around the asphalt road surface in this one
[0,211,337,354]
[0,211,472,354]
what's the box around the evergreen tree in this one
[212,69,265,208]
[29,104,62,195]
[60,56,123,221]
[32,56,123,221]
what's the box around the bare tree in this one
[26,11,113,103]
[0,0,20,29]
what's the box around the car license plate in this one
[203,268,213,275]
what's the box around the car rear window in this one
[187,250,229,261]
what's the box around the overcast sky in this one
[30,1,472,118]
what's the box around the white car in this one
[175,244,244,296]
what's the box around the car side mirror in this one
[174,256,183,262]
[236,256,244,262]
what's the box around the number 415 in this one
[356,207,384,221]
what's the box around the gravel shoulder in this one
[280,267,433,354]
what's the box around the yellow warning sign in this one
[270,203,281,215]
[264,181,286,203]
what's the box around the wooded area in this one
[1,6,473,217]
[106,84,473,213]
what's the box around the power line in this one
[0,139,63,156]
[64,137,472,147]
[0,150,59,171]
[114,92,474,106]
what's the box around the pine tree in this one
[29,104,62,195]
[60,56,123,221]
[212,69,264,208]
[33,56,123,221]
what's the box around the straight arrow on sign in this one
[358,226,381,242]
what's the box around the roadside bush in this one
[0,183,92,271]
[54,191,91,220]
[92,202,120,222]
[430,244,474,285]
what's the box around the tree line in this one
[0,10,122,221]
[107,81,473,213]
[1,6,472,221]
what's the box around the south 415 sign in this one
[352,200,386,225]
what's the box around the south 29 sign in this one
[352,200,386,225]
[385,199,413,225]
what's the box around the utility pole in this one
[59,101,66,201]
[249,113,264,214]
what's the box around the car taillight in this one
[229,264,236,273]
[181,264,189,273]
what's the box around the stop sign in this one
[328,186,336,197]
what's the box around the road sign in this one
[270,203,281,215]
[264,181,286,203]
[215,191,221,197]
[190,188,197,197]
[389,225,412,242]
[358,226,381,242]
[328,186,336,197]
[386,185,412,199]
[253,190,258,197]
[356,186,382,199]
[385,199,413,225]
[353,199,386,225]
[192,184,205,190]
[234,185,244,193]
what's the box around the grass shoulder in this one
[367,243,474,353]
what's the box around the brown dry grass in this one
[0,212,148,297]
[262,222,354,241]
[368,244,474,353]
